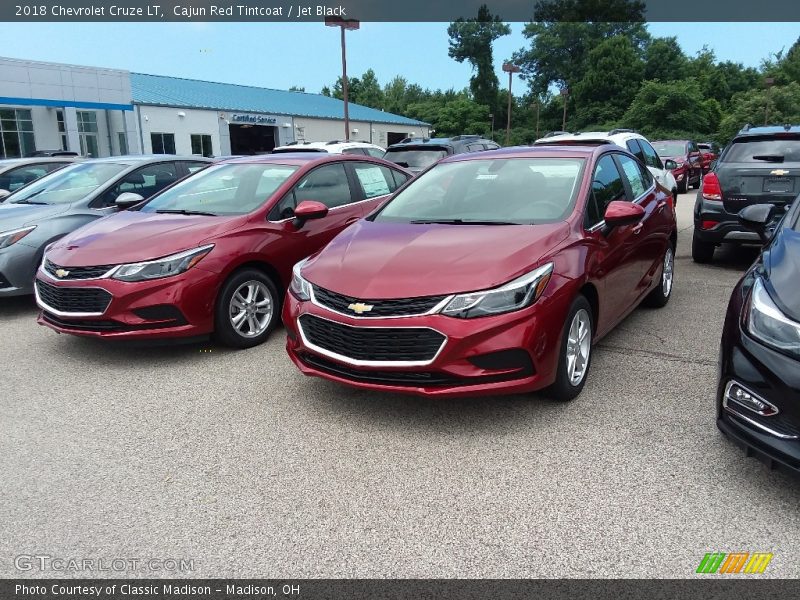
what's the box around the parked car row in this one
[2,123,798,476]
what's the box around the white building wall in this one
[136,106,226,156]
[293,117,429,148]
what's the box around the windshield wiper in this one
[752,154,785,162]
[409,219,519,225]
[155,209,219,216]
[13,199,48,205]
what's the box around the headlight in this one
[289,258,312,301]
[747,277,800,358]
[0,226,36,250]
[111,244,213,282]
[441,263,553,319]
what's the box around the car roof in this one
[217,153,401,167]
[439,144,606,163]
[737,124,800,137]
[652,139,690,143]
[84,155,213,165]
[535,130,644,144]
[386,135,494,150]
[0,157,78,166]
[273,140,384,152]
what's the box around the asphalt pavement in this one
[2,190,799,579]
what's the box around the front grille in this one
[44,259,115,280]
[299,353,458,386]
[313,285,448,317]
[41,312,124,331]
[299,314,445,362]
[36,279,112,314]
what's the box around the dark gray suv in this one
[383,135,500,175]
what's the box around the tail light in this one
[702,172,722,201]
[701,220,719,230]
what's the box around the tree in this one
[622,79,721,139]
[643,37,687,82]
[513,0,649,95]
[447,4,510,111]
[717,82,800,141]
[357,69,384,109]
[288,85,305,92]
[572,35,644,128]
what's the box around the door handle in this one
[632,223,644,235]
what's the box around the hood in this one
[303,219,570,298]
[0,202,70,230]
[765,227,800,322]
[47,210,243,266]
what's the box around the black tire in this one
[678,176,688,194]
[690,169,701,189]
[643,244,675,308]
[545,295,593,402]
[213,269,280,349]
[692,234,715,264]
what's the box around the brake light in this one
[701,220,719,230]
[702,172,722,201]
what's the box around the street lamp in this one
[533,97,540,140]
[325,16,360,141]
[560,87,570,132]
[502,62,521,145]
[489,113,494,141]
[764,77,775,125]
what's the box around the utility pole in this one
[325,17,360,141]
[489,113,494,141]
[560,87,570,132]
[764,77,775,125]
[502,62,521,145]
[534,98,541,140]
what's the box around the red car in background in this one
[285,144,678,400]
[35,154,411,348]
[652,139,704,193]
[697,141,720,173]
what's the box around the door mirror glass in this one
[663,159,678,170]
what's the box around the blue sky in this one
[1,22,797,95]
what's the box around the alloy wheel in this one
[566,308,591,386]
[662,247,674,298]
[228,280,273,338]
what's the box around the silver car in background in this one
[0,157,79,199]
[0,155,211,296]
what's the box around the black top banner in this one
[2,0,800,22]
[4,579,800,600]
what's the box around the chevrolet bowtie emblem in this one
[54,268,70,278]
[347,302,374,314]
[770,169,789,176]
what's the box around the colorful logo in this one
[696,552,773,574]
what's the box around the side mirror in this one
[115,192,145,209]
[604,200,645,228]
[738,204,775,244]
[663,159,678,170]
[0,189,11,202]
[292,200,328,228]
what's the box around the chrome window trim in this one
[34,280,110,317]
[309,285,455,320]
[297,312,448,367]
[268,194,389,224]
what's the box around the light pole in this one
[502,62,521,145]
[534,97,541,140]
[489,113,494,141]
[560,87,570,132]
[325,16,360,141]
[764,77,775,125]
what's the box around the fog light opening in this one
[724,381,778,417]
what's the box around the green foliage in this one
[717,82,800,141]
[447,4,510,111]
[643,37,687,82]
[622,79,721,138]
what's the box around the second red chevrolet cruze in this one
[285,145,678,400]
[35,154,411,347]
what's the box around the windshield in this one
[652,142,687,157]
[724,138,800,163]
[140,163,298,216]
[373,157,586,225]
[384,148,448,170]
[6,162,128,205]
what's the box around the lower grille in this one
[299,353,458,386]
[298,314,445,363]
[35,279,112,314]
[313,286,448,317]
[44,259,115,280]
[42,312,124,331]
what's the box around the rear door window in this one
[639,140,664,170]
[625,140,645,164]
[616,154,651,199]
[351,163,396,199]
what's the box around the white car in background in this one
[272,140,386,158]
[535,129,679,203]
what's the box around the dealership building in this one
[0,56,430,159]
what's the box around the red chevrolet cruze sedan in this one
[35,154,411,347]
[284,145,678,400]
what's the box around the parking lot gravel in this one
[2,192,799,579]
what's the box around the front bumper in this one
[283,286,573,398]
[717,313,800,475]
[0,242,39,297]
[35,265,219,340]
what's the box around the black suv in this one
[692,124,800,263]
[383,135,499,175]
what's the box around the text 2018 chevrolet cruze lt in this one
[285,144,678,400]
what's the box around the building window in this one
[118,132,128,155]
[151,132,176,154]
[0,108,35,158]
[56,110,68,151]
[77,111,99,157]
[190,134,213,157]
